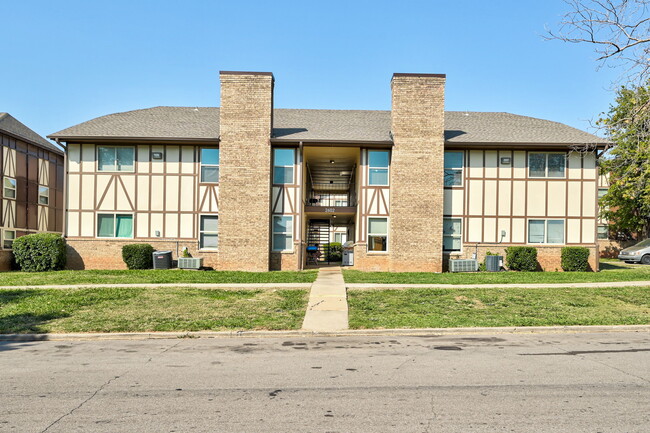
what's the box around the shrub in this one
[561,247,591,272]
[122,244,155,270]
[325,242,342,261]
[505,246,538,272]
[12,233,67,272]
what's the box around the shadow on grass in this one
[0,312,70,334]
[600,261,645,271]
[0,290,46,305]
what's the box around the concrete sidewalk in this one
[346,280,650,290]
[302,267,348,332]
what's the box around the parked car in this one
[618,239,650,264]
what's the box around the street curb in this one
[2,325,649,342]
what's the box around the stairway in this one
[307,219,331,264]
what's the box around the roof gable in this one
[0,113,63,153]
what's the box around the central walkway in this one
[302,267,349,332]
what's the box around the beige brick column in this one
[218,71,274,271]
[390,73,446,272]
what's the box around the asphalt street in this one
[1,331,649,432]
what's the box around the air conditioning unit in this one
[449,259,478,272]
[178,257,204,270]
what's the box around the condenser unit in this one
[449,259,478,272]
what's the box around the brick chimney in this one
[218,71,274,271]
[389,73,446,272]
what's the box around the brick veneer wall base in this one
[0,251,13,271]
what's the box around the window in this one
[443,218,462,251]
[3,177,16,199]
[273,148,295,184]
[334,233,347,244]
[444,151,463,186]
[597,224,609,240]
[528,153,566,178]
[200,148,220,183]
[272,215,293,251]
[598,188,607,200]
[97,214,133,238]
[199,215,219,249]
[3,230,15,250]
[368,217,388,251]
[98,146,135,172]
[528,219,564,244]
[38,186,49,205]
[368,150,389,186]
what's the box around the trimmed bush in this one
[561,246,591,272]
[505,246,538,272]
[122,244,155,270]
[325,242,343,261]
[12,233,67,272]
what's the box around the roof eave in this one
[444,141,610,149]
[47,135,220,145]
[1,129,64,155]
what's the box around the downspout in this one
[55,138,68,239]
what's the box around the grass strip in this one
[348,286,650,329]
[0,269,318,286]
[0,287,308,333]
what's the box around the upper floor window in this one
[200,148,220,183]
[3,177,16,199]
[368,217,388,251]
[528,219,564,244]
[38,186,49,205]
[598,188,607,200]
[199,215,219,249]
[98,146,135,172]
[597,224,609,240]
[443,218,462,251]
[368,150,389,186]
[273,148,295,184]
[444,151,463,186]
[97,213,133,238]
[528,153,565,178]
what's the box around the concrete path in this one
[302,267,348,332]
[347,280,650,290]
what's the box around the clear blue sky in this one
[4,0,620,141]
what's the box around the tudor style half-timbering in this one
[50,72,608,271]
[0,113,64,270]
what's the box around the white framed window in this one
[598,188,607,200]
[38,186,49,205]
[597,224,609,240]
[98,146,135,172]
[3,177,16,199]
[199,215,219,249]
[333,233,347,244]
[368,150,389,186]
[272,215,293,251]
[200,148,220,183]
[97,214,133,238]
[367,217,388,252]
[528,219,565,244]
[3,230,15,250]
[443,218,462,251]
[273,148,295,184]
[528,152,566,178]
[444,151,464,186]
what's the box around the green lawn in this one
[0,269,318,286]
[0,287,308,333]
[343,261,650,284]
[348,286,650,329]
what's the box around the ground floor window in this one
[3,230,15,249]
[597,224,609,240]
[368,217,388,251]
[528,219,564,244]
[273,215,293,251]
[97,214,133,238]
[200,215,219,249]
[333,232,347,244]
[443,218,462,251]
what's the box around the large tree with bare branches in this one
[549,0,650,81]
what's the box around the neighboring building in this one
[49,72,608,272]
[0,113,65,270]
[596,173,638,258]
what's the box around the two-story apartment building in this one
[0,113,65,270]
[49,72,607,272]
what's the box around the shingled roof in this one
[0,113,63,154]
[49,106,607,145]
